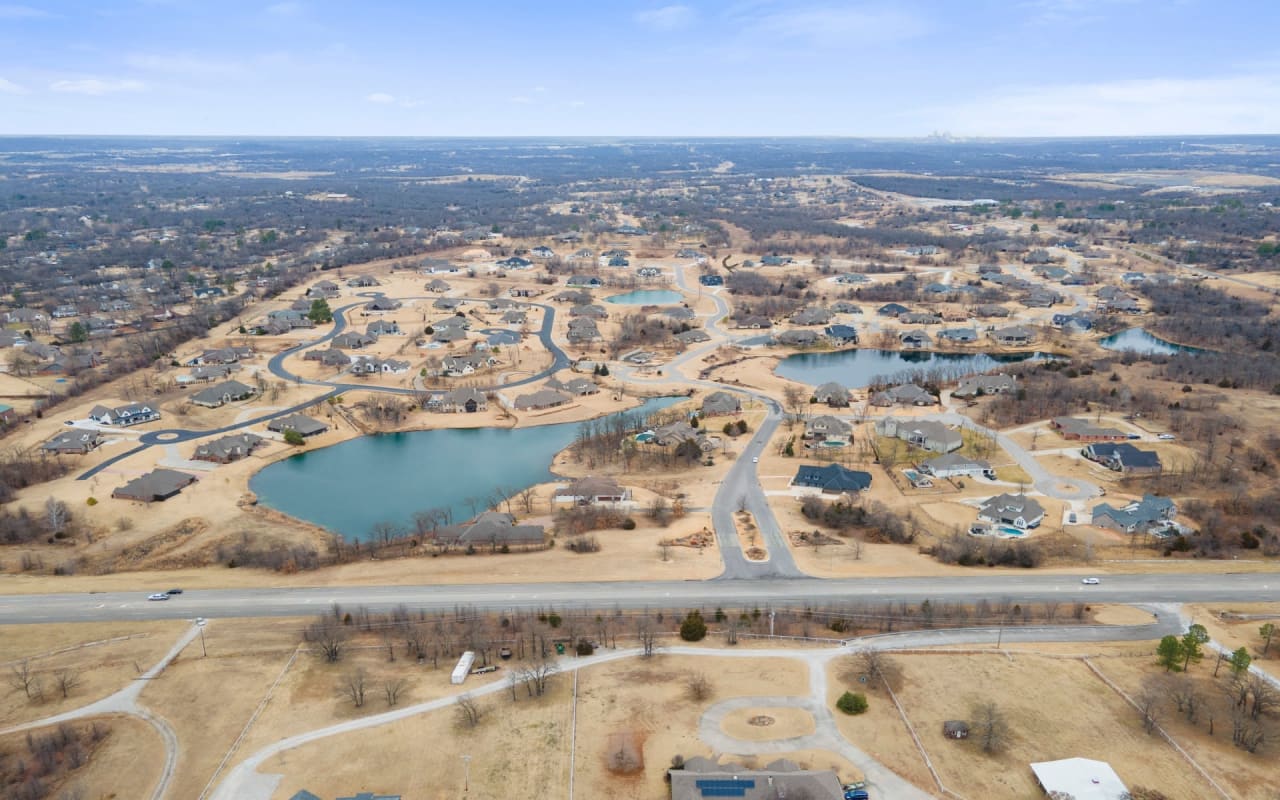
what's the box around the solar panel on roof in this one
[695,778,756,797]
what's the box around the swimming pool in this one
[997,526,1027,537]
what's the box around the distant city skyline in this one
[1,0,1276,137]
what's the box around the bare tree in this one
[517,655,560,697]
[9,660,42,702]
[970,701,1009,754]
[454,692,483,728]
[1136,680,1163,735]
[54,669,81,700]
[45,497,70,536]
[686,672,713,701]
[855,649,900,693]
[341,668,367,708]
[306,616,347,663]
[636,616,658,658]
[517,486,538,515]
[383,677,407,707]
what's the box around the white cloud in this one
[266,1,303,16]
[0,77,27,94]
[930,73,1280,136]
[366,92,396,104]
[0,5,48,19]
[735,5,927,47]
[635,4,696,31]
[125,53,246,78]
[50,78,146,96]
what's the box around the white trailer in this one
[451,651,477,685]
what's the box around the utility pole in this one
[462,754,471,793]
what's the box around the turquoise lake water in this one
[250,396,682,539]
[775,349,1045,388]
[604,289,684,305]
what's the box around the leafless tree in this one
[54,669,81,700]
[45,497,70,535]
[306,616,347,663]
[517,486,538,515]
[1168,675,1201,723]
[855,649,900,693]
[517,655,560,697]
[1230,705,1265,752]
[970,701,1009,754]
[342,668,367,708]
[9,660,42,702]
[1247,673,1278,720]
[659,541,672,562]
[636,616,658,658]
[455,692,483,728]
[686,672,713,701]
[383,677,407,707]
[1136,680,1163,735]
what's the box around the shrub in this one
[576,639,594,656]
[621,517,637,530]
[283,429,305,446]
[836,691,868,715]
[85,497,97,506]
[546,613,562,628]
[680,610,708,641]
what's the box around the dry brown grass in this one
[0,714,164,800]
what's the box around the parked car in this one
[471,665,499,674]
[1127,433,1142,440]
[1068,512,1078,524]
[147,593,170,601]
[1158,433,1176,440]
[1081,577,1100,585]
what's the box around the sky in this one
[0,0,1277,137]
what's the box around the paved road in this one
[1,573,1274,624]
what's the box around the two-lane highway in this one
[1,572,1272,624]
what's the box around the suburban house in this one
[554,476,631,505]
[267,413,328,438]
[1091,495,1177,534]
[812,382,851,407]
[674,329,711,345]
[425,279,452,293]
[1082,443,1163,475]
[899,330,932,350]
[566,318,602,344]
[823,324,858,345]
[876,417,963,454]
[112,469,197,503]
[660,306,696,322]
[636,266,662,278]
[1023,288,1061,308]
[304,348,352,368]
[332,331,377,350]
[432,315,470,333]
[1030,758,1128,800]
[775,329,819,347]
[699,391,741,417]
[920,453,994,479]
[367,320,401,337]
[834,272,869,285]
[569,304,608,319]
[830,301,862,314]
[496,256,533,269]
[938,327,978,343]
[178,364,239,384]
[698,274,724,287]
[88,403,160,427]
[974,304,1012,318]
[513,388,572,411]
[191,380,257,408]
[877,303,910,317]
[41,429,104,455]
[991,325,1036,346]
[733,315,772,329]
[432,327,468,344]
[433,297,465,311]
[306,280,340,299]
[978,493,1045,529]
[566,274,603,288]
[647,421,712,450]
[953,374,1017,398]
[192,433,265,464]
[791,306,832,326]
[805,415,853,446]
[545,376,599,396]
[431,511,545,551]
[429,387,488,414]
[531,246,555,259]
[900,312,942,326]
[500,310,528,325]
[442,354,497,377]
[263,309,315,330]
[1051,417,1128,442]
[792,463,873,494]
[351,356,410,375]
[869,384,936,407]
[189,346,253,366]
[364,297,402,313]
[1051,313,1095,333]
[346,275,380,288]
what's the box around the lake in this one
[250,396,682,539]
[604,289,684,305]
[775,348,1045,388]
[1099,328,1205,355]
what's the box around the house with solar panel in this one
[669,757,842,800]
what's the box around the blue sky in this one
[0,0,1276,136]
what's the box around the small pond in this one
[604,289,684,305]
[775,348,1046,389]
[1098,328,1205,356]
[250,396,682,539]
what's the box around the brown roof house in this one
[113,469,196,502]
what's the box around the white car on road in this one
[147,593,170,601]
[1081,577,1100,585]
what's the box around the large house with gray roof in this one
[1091,495,1177,534]
[113,469,196,502]
[193,433,264,464]
[978,493,1045,529]
[876,417,962,454]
